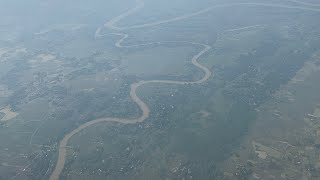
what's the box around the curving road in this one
[50,0,320,180]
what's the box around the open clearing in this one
[0,106,19,122]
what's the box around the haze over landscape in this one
[1,0,320,179]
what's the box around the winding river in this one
[49,0,320,179]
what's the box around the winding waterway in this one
[49,0,320,179]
